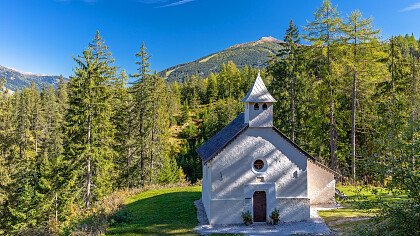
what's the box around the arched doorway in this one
[253,191,266,222]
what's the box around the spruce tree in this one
[270,20,303,142]
[206,73,218,103]
[65,31,117,208]
[131,41,152,186]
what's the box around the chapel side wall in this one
[202,163,211,218]
[307,161,336,205]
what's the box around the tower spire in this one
[242,72,275,127]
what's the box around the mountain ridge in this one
[1,36,284,89]
[159,36,285,82]
[0,65,65,91]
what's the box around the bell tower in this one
[242,72,276,127]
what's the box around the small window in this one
[254,103,260,110]
[262,103,268,110]
[253,159,264,170]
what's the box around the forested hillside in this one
[159,36,284,82]
[0,0,418,235]
[0,65,65,91]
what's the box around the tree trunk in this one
[390,37,396,174]
[351,28,357,180]
[351,68,357,180]
[86,113,91,209]
[290,73,296,142]
[410,47,417,167]
[329,92,337,171]
[139,109,145,186]
[126,110,133,189]
[55,192,58,223]
[327,39,337,171]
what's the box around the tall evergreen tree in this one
[65,31,117,208]
[131,41,152,186]
[270,20,302,142]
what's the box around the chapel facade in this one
[197,73,336,225]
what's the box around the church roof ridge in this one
[242,72,276,103]
[196,113,338,175]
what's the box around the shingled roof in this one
[242,72,276,103]
[197,113,248,163]
[196,114,338,175]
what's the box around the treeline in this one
[0,31,263,234]
[267,1,419,191]
[0,34,185,234]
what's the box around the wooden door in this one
[253,191,266,222]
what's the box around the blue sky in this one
[1,0,420,77]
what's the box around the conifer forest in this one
[0,0,418,235]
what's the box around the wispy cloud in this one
[158,0,195,8]
[400,2,420,12]
[137,0,167,4]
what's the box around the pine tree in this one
[65,31,117,208]
[131,41,152,186]
[0,78,15,229]
[270,20,302,142]
[113,71,135,188]
[147,73,172,183]
[205,73,218,103]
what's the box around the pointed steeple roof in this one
[242,71,276,103]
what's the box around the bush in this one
[181,123,198,139]
[241,211,252,225]
[354,200,420,235]
[270,208,280,224]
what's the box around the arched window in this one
[254,103,260,110]
[262,103,268,110]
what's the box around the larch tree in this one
[341,10,380,180]
[305,0,342,171]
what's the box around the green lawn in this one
[106,186,201,235]
[318,185,407,235]
[106,184,407,236]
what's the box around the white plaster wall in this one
[307,161,336,205]
[208,127,310,224]
[209,199,244,224]
[210,128,308,199]
[277,198,310,222]
[202,163,211,218]
[247,103,273,127]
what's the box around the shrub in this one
[270,208,280,224]
[354,200,420,235]
[241,211,252,225]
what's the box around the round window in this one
[253,159,264,170]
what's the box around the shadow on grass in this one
[106,191,201,235]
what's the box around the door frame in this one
[252,190,267,222]
[243,183,276,223]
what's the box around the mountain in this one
[159,36,286,82]
[0,65,65,91]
